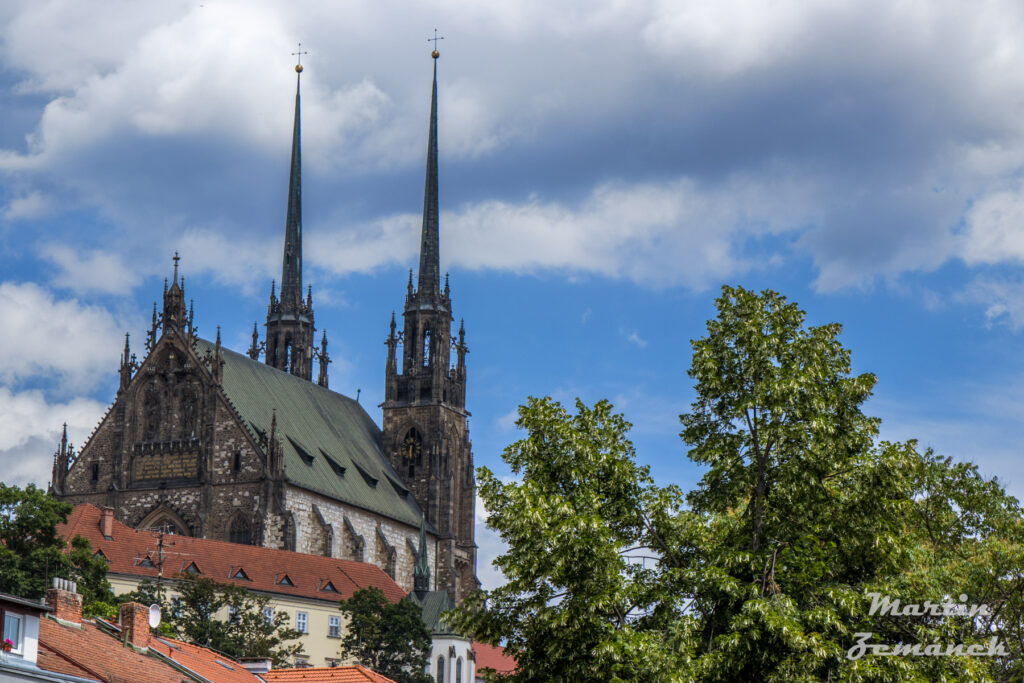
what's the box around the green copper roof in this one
[196,339,428,529]
[409,588,460,636]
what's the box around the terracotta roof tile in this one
[36,642,102,681]
[150,635,264,683]
[60,504,407,605]
[262,664,398,682]
[38,616,186,683]
[38,612,267,682]
[472,641,517,675]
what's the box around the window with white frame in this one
[328,615,340,638]
[296,612,307,633]
[3,612,23,654]
[262,606,274,623]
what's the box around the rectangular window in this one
[328,615,340,638]
[296,612,307,634]
[91,463,99,482]
[4,613,22,654]
[262,606,273,624]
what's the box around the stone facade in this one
[51,54,476,603]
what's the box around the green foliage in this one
[451,397,683,682]
[139,574,304,668]
[339,587,432,683]
[457,286,1024,683]
[0,483,114,617]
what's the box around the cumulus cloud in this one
[0,387,107,488]
[3,190,50,220]
[442,175,810,287]
[961,181,1024,266]
[5,0,1024,296]
[960,275,1024,330]
[0,281,134,391]
[43,245,142,295]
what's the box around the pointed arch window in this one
[436,656,445,682]
[142,384,162,441]
[230,514,253,546]
[422,328,432,366]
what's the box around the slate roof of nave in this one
[193,338,430,530]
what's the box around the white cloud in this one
[0,281,133,391]
[3,190,50,220]
[961,180,1024,266]
[960,275,1024,330]
[623,330,647,348]
[442,175,809,288]
[0,387,106,488]
[308,214,418,277]
[43,245,142,295]
[177,228,280,294]
[474,493,507,591]
[6,0,1024,298]
[496,407,520,432]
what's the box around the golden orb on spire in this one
[295,64,303,73]
[432,50,439,59]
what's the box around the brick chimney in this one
[119,602,151,649]
[44,578,82,626]
[100,506,114,540]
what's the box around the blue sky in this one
[3,1,1024,589]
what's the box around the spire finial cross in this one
[428,29,444,57]
[292,42,308,70]
[172,251,180,280]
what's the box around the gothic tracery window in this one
[143,385,162,441]
[180,384,199,438]
[230,514,253,545]
[422,328,431,367]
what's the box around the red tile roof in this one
[150,635,265,683]
[472,642,516,675]
[262,665,398,682]
[60,504,407,604]
[38,616,189,683]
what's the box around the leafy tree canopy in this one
[456,286,1024,683]
[339,587,432,683]
[0,483,114,618]
[129,574,304,668]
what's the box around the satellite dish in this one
[148,604,162,629]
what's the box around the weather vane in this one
[292,42,308,72]
[428,29,444,58]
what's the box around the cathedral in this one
[50,50,479,604]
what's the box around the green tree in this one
[450,397,682,682]
[154,574,303,668]
[339,587,432,683]
[455,286,1024,682]
[0,484,114,617]
[669,286,1001,681]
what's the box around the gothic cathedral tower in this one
[262,62,317,381]
[382,49,478,603]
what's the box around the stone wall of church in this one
[284,487,437,595]
[62,408,119,496]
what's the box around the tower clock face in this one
[403,434,422,462]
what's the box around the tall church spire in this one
[416,52,440,297]
[265,52,316,381]
[280,63,303,310]
[383,40,478,604]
